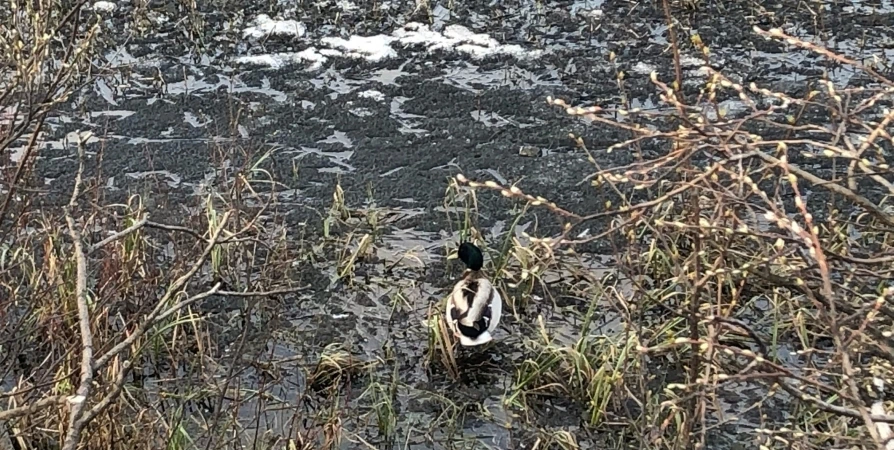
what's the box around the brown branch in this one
[91,211,232,371]
[61,213,92,449]
[774,378,894,424]
[0,0,95,230]
[217,286,310,297]
[0,211,306,440]
[783,143,884,445]
[644,339,894,423]
[79,360,133,426]
[0,395,68,422]
[144,220,264,245]
[750,147,894,228]
[153,283,223,324]
[59,132,94,450]
[660,0,683,93]
[754,27,894,88]
[144,220,208,241]
[0,110,49,230]
[87,217,149,255]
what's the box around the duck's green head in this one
[458,242,484,271]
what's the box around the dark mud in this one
[8,0,894,447]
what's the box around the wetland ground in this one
[3,0,894,449]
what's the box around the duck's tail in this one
[458,331,493,347]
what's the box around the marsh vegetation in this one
[3,0,894,449]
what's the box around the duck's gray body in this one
[446,273,503,346]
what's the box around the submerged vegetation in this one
[3,0,894,449]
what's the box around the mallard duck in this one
[445,242,503,347]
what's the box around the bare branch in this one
[87,217,149,255]
[0,395,68,422]
[61,209,93,450]
[217,286,310,297]
[144,220,208,241]
[750,147,894,228]
[91,211,232,371]
[59,133,95,450]
[79,360,133,426]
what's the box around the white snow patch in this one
[336,0,358,11]
[632,61,656,75]
[395,22,448,47]
[233,54,292,69]
[396,22,540,59]
[93,1,117,12]
[243,14,306,39]
[350,107,374,117]
[235,21,538,70]
[294,48,329,69]
[442,25,498,48]
[358,90,385,101]
[679,55,704,67]
[319,49,344,57]
[234,48,328,70]
[321,34,397,61]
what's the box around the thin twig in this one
[217,286,310,297]
[755,26,894,88]
[87,217,149,255]
[0,395,68,422]
[144,220,207,241]
[750,147,894,228]
[91,211,232,371]
[79,360,133,426]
